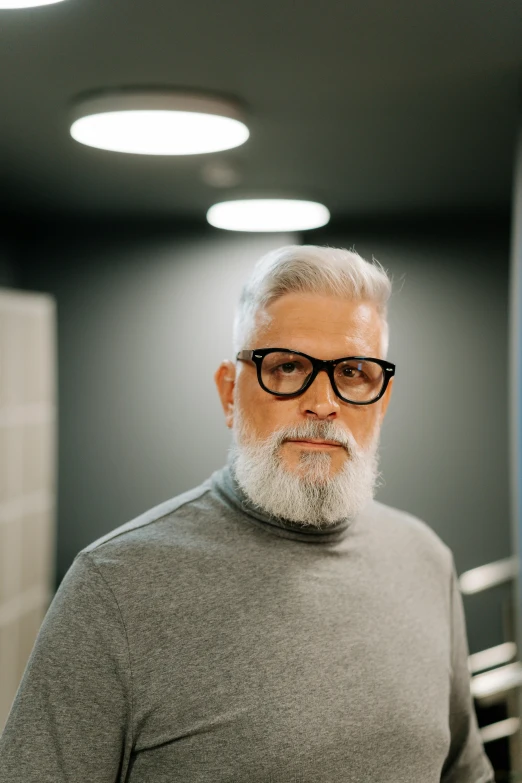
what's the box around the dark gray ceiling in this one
[1,0,521,221]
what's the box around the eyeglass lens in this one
[261,351,385,402]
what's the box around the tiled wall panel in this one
[0,289,56,733]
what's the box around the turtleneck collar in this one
[210,453,360,544]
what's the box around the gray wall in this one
[16,226,296,582]
[15,219,511,655]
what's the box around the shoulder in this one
[366,498,454,574]
[79,478,214,559]
[64,478,217,600]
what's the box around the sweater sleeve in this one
[440,557,495,783]
[0,551,134,783]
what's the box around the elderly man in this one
[0,245,494,782]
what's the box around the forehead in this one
[253,292,384,357]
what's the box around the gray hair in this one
[233,245,393,358]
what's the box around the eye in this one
[341,366,365,379]
[275,361,304,374]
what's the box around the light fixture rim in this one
[0,0,68,7]
[69,89,247,125]
[208,197,330,207]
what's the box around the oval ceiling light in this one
[207,199,330,232]
[0,0,67,6]
[70,91,250,155]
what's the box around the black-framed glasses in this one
[236,348,396,405]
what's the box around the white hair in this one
[232,245,393,358]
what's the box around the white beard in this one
[228,409,384,529]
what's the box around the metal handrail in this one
[459,557,518,595]
[472,661,522,702]
[480,717,520,744]
[458,556,521,771]
[469,642,518,674]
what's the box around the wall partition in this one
[0,288,57,733]
[510,115,522,773]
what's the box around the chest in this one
[127,560,452,782]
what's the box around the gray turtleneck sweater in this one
[0,462,494,782]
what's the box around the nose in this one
[300,368,340,418]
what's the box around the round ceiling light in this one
[207,199,331,232]
[70,91,250,155]
[0,0,67,5]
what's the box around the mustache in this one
[275,425,353,452]
[232,412,368,458]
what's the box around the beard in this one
[228,408,384,529]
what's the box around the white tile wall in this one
[0,289,56,733]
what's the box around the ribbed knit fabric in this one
[0,459,494,782]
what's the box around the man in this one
[0,245,494,782]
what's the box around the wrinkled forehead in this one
[251,293,385,357]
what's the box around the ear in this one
[214,360,236,429]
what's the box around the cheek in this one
[341,409,377,444]
[356,413,381,447]
[235,384,273,436]
[252,401,283,436]
[238,391,292,439]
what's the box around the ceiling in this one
[1,0,522,222]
